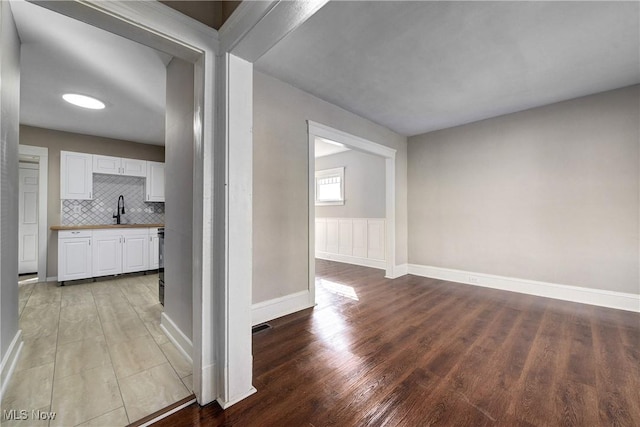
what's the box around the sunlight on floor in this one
[318,279,359,301]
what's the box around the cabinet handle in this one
[147,194,150,200]
[119,237,122,244]
[89,192,92,199]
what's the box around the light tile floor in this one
[1,273,192,426]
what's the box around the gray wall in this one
[253,71,407,304]
[315,149,385,218]
[1,1,21,365]
[164,58,194,340]
[19,125,165,278]
[408,85,639,295]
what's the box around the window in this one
[315,167,344,206]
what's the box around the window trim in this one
[315,167,345,206]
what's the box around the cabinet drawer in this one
[58,230,92,239]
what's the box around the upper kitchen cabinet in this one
[61,151,93,200]
[93,155,147,177]
[146,161,165,202]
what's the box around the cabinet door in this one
[61,151,93,200]
[58,237,92,281]
[92,232,123,277]
[123,233,149,273]
[145,161,165,202]
[149,229,160,270]
[93,155,121,175]
[122,158,147,177]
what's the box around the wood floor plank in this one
[155,260,640,427]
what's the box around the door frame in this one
[18,144,47,282]
[307,121,397,306]
[30,0,217,404]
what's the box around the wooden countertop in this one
[51,224,164,231]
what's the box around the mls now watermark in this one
[3,409,57,421]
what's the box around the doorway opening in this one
[307,121,397,305]
[18,145,48,283]
[2,0,215,423]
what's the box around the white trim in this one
[160,313,193,363]
[137,397,197,427]
[408,264,640,313]
[18,145,48,283]
[218,386,258,410]
[0,330,23,401]
[309,121,397,159]
[388,264,408,279]
[219,0,328,62]
[308,121,397,288]
[251,290,314,326]
[46,276,58,282]
[316,253,386,270]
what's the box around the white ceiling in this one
[11,0,171,146]
[315,137,350,158]
[256,1,640,137]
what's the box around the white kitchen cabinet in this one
[58,230,92,282]
[122,230,149,273]
[149,228,160,270]
[60,151,93,200]
[93,155,147,177]
[58,227,157,282]
[145,161,165,202]
[92,230,123,277]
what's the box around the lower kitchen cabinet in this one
[122,230,150,273]
[58,227,159,283]
[58,230,93,282]
[149,228,160,270]
[92,230,123,277]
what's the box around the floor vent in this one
[252,323,272,334]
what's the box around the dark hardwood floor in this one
[155,260,640,426]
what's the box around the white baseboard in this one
[46,276,58,282]
[1,330,23,401]
[386,263,408,279]
[251,290,314,326]
[217,386,257,409]
[160,313,193,363]
[316,252,385,270]
[408,264,640,313]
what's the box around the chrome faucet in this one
[113,195,126,224]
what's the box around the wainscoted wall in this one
[62,174,164,225]
[316,218,385,269]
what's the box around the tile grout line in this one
[47,283,63,427]
[92,281,132,426]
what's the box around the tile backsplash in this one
[62,174,165,225]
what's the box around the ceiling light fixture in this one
[62,93,105,110]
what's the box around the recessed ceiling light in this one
[62,93,105,110]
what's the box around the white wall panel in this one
[352,219,367,258]
[367,219,385,261]
[316,218,385,268]
[326,219,339,254]
[338,220,352,255]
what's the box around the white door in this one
[18,165,39,274]
[123,233,149,273]
[92,232,122,277]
